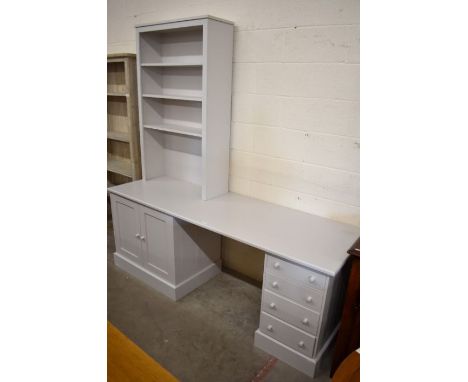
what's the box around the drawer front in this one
[259,312,315,358]
[266,254,328,290]
[264,273,324,313]
[262,290,320,335]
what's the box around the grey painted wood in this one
[111,191,222,300]
[136,15,235,28]
[263,273,324,313]
[136,16,233,200]
[108,177,359,276]
[261,290,321,335]
[259,312,316,358]
[202,19,233,200]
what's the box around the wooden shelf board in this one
[108,92,129,97]
[108,158,133,177]
[108,131,130,142]
[141,62,202,67]
[144,123,202,138]
[142,93,202,102]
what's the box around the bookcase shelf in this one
[144,123,202,138]
[107,54,141,185]
[137,17,233,200]
[141,62,202,67]
[108,131,130,142]
[142,93,202,102]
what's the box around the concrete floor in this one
[108,209,332,382]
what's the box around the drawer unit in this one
[261,289,320,335]
[264,273,324,312]
[259,312,316,358]
[266,254,328,290]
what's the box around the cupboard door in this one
[111,195,142,264]
[140,206,175,282]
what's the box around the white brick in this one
[283,26,359,63]
[231,94,281,126]
[230,149,256,179]
[232,64,256,93]
[304,133,360,172]
[253,0,360,30]
[253,126,305,162]
[234,29,285,62]
[297,193,360,226]
[279,98,359,137]
[250,181,299,210]
[229,176,250,195]
[300,164,360,206]
[256,64,359,100]
[230,122,254,151]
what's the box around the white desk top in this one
[108,177,359,276]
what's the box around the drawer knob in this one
[267,325,273,332]
[269,302,276,309]
[272,281,278,288]
[302,318,309,325]
[135,233,140,238]
[273,262,280,269]
[298,341,305,348]
[306,296,313,303]
[140,236,145,241]
[308,276,316,283]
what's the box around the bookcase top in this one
[136,15,234,28]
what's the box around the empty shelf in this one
[141,62,202,67]
[142,93,202,102]
[108,131,130,142]
[108,158,132,177]
[144,123,202,138]
[108,92,129,97]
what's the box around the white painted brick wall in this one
[108,0,360,226]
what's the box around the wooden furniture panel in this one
[107,54,141,185]
[266,253,328,290]
[110,195,142,264]
[140,206,175,281]
[136,16,233,200]
[259,312,316,358]
[264,273,324,312]
[331,238,360,377]
[110,192,221,301]
[261,289,321,335]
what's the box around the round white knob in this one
[135,233,140,238]
[140,236,145,241]
[298,341,305,348]
[306,296,313,303]
[308,276,316,283]
[267,325,273,331]
[269,302,276,309]
[272,281,278,288]
[302,318,309,325]
[273,262,280,269]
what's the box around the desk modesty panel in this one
[108,176,359,276]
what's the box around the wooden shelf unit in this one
[137,17,234,200]
[107,53,142,184]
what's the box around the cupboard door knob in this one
[302,318,309,325]
[308,276,316,283]
[269,302,276,309]
[273,262,280,269]
[306,296,313,303]
[298,341,305,348]
[267,325,273,332]
[272,281,278,288]
[135,233,140,238]
[140,236,145,241]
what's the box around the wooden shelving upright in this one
[107,53,141,185]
